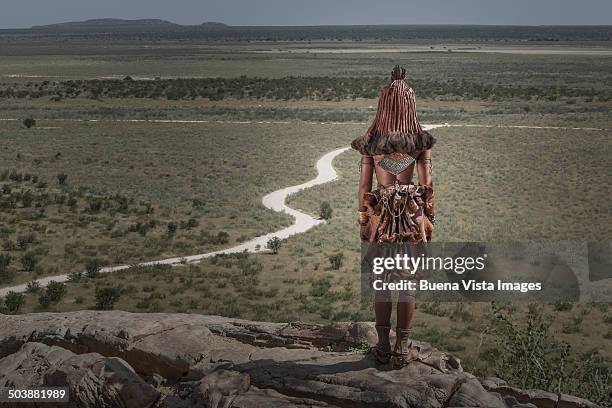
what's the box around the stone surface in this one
[0,341,159,408]
[0,311,604,408]
[481,384,603,408]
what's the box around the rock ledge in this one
[0,311,603,408]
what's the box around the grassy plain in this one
[0,31,611,402]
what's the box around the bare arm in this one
[358,155,374,212]
[416,149,435,232]
[416,149,433,187]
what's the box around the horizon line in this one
[2,18,612,30]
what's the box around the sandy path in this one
[0,118,607,131]
[0,146,351,296]
[252,47,612,56]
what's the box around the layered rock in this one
[0,311,603,408]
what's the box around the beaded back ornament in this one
[377,154,415,176]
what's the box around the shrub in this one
[167,222,178,235]
[4,291,25,314]
[21,191,33,207]
[25,280,41,293]
[85,258,105,279]
[211,231,229,244]
[181,218,199,229]
[490,304,611,405]
[37,280,67,308]
[554,302,573,311]
[21,252,39,271]
[310,277,332,297]
[95,286,122,310]
[68,271,84,282]
[16,233,36,249]
[46,281,67,302]
[57,172,68,185]
[0,254,11,271]
[266,236,282,254]
[328,252,344,270]
[38,293,51,308]
[319,201,333,219]
[23,117,36,128]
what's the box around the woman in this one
[351,65,435,368]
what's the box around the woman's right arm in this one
[358,155,374,222]
[416,149,435,231]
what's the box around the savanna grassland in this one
[0,26,611,403]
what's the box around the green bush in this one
[37,280,67,309]
[85,258,105,279]
[25,280,40,293]
[328,252,344,270]
[45,280,67,302]
[0,253,11,272]
[319,201,333,219]
[491,304,610,405]
[21,252,39,272]
[3,291,25,314]
[23,117,36,128]
[310,277,332,297]
[95,286,122,310]
[266,236,282,254]
[57,172,68,185]
[167,222,178,235]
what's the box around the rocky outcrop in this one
[0,342,159,408]
[0,311,603,408]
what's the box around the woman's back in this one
[372,152,418,188]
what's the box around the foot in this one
[370,344,392,364]
[391,328,418,369]
[371,324,392,364]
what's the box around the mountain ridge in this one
[30,18,229,31]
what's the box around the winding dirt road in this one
[0,146,351,296]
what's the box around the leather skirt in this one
[360,182,434,244]
[360,182,434,302]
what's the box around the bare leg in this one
[392,299,417,369]
[396,300,415,330]
[372,295,392,364]
[374,300,392,327]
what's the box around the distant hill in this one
[30,18,229,31]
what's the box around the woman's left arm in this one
[358,155,374,224]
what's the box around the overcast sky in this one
[1,0,611,29]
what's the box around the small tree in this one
[167,222,178,236]
[23,117,36,129]
[57,172,68,185]
[85,258,105,279]
[95,286,122,310]
[45,280,67,303]
[319,201,333,220]
[266,236,282,254]
[4,291,25,314]
[328,252,344,270]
